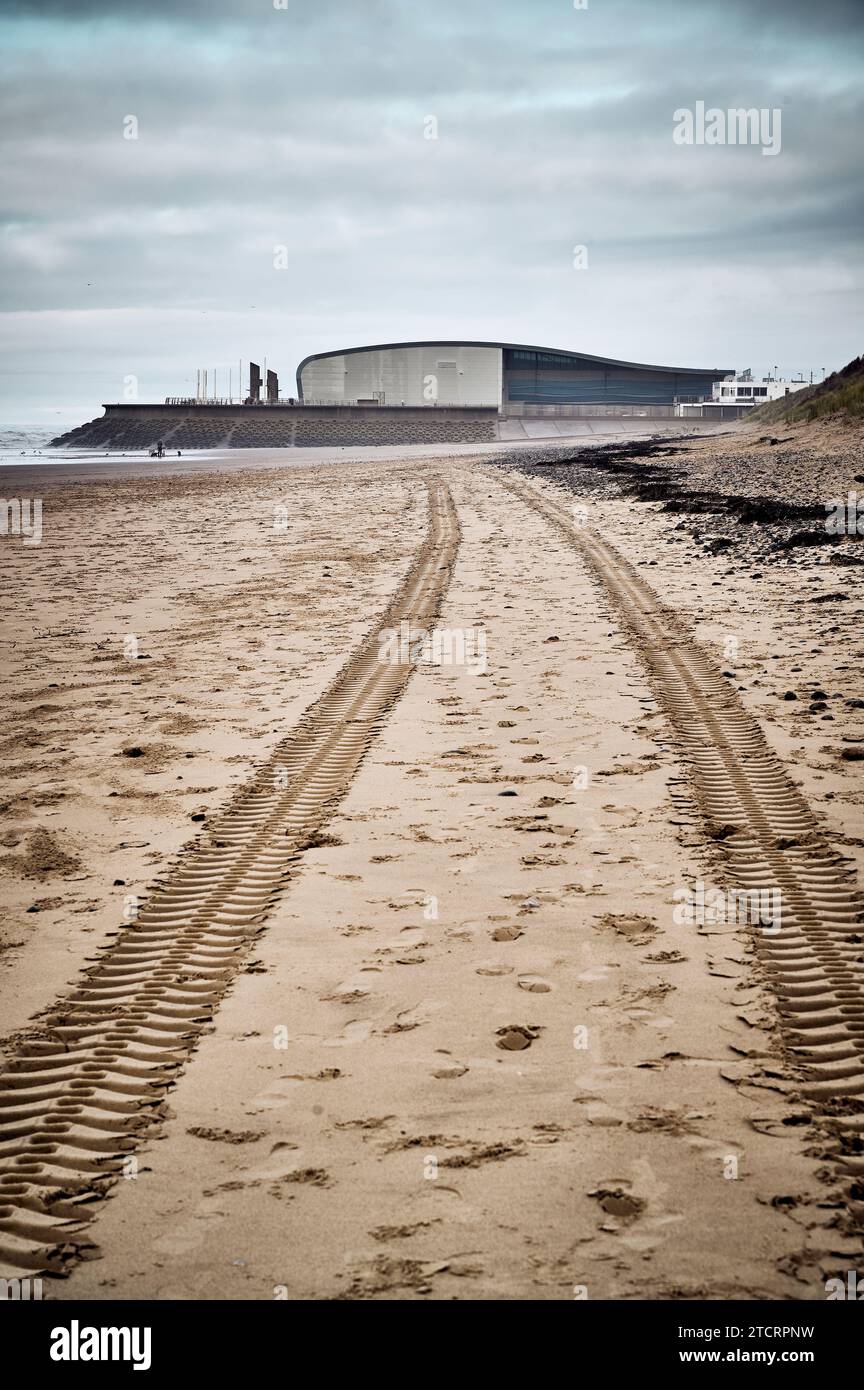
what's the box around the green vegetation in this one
[749,354,864,424]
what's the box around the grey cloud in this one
[0,0,861,426]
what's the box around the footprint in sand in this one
[323,1019,374,1047]
[391,928,426,947]
[250,1079,308,1111]
[589,1186,646,1224]
[432,1061,469,1079]
[227,1143,331,1192]
[151,1200,227,1256]
[517,974,552,993]
[496,1025,540,1051]
[491,924,523,942]
[321,973,377,1002]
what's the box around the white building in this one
[711,371,808,405]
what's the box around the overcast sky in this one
[1,0,862,427]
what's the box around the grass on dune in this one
[750,354,864,424]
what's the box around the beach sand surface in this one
[1,431,862,1299]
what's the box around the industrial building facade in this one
[297,341,732,409]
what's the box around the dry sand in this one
[1,426,862,1300]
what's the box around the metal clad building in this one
[297,341,731,409]
[298,343,501,406]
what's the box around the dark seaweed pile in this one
[487,437,864,568]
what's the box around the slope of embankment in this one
[750,354,864,425]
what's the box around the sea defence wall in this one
[51,403,500,450]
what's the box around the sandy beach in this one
[1,422,862,1301]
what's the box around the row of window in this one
[718,386,769,397]
[506,376,720,405]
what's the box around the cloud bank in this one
[1,0,861,425]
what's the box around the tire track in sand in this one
[0,479,459,1279]
[503,474,864,1207]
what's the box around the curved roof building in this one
[296,340,732,409]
